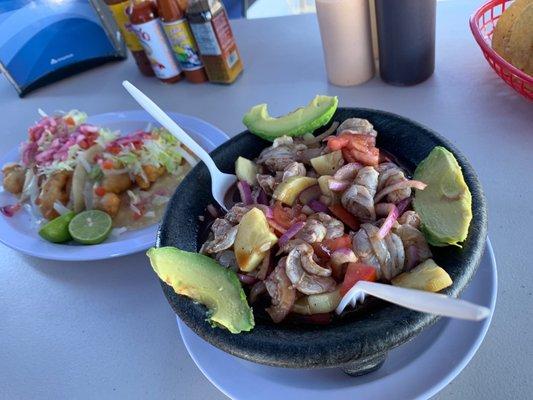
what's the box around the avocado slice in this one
[413,146,472,247]
[242,95,338,141]
[147,247,254,334]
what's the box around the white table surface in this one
[1,1,532,399]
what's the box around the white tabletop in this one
[1,1,532,399]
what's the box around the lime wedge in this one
[68,210,112,245]
[39,211,76,243]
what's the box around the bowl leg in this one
[341,352,387,376]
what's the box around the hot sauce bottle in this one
[105,0,154,76]
[157,0,208,83]
[186,0,243,84]
[129,0,184,83]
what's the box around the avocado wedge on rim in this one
[242,95,338,141]
[413,146,472,247]
[147,247,254,334]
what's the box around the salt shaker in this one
[315,0,374,86]
[375,0,436,85]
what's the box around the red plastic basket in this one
[469,0,533,100]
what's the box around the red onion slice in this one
[308,199,329,213]
[256,189,269,205]
[298,185,321,205]
[374,180,427,203]
[237,273,258,286]
[0,203,21,217]
[278,221,306,247]
[377,204,399,240]
[237,181,253,205]
[328,179,350,192]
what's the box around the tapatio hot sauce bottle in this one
[186,0,243,84]
[105,0,154,76]
[129,0,183,83]
[157,0,208,83]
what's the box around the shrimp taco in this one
[1,110,195,238]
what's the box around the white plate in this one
[0,110,228,261]
[178,238,497,400]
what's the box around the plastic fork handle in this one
[356,281,490,321]
[122,81,220,176]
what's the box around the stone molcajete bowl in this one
[156,108,488,376]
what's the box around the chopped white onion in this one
[53,201,71,216]
[127,190,140,205]
[144,211,156,219]
[111,227,128,237]
[77,154,92,173]
[37,108,48,117]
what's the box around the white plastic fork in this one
[122,80,236,210]
[336,280,490,321]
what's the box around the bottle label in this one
[131,20,182,79]
[189,22,222,56]
[162,19,204,71]
[211,11,240,70]
[108,2,143,52]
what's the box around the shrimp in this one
[135,164,166,190]
[285,244,336,294]
[341,166,379,221]
[282,162,306,181]
[95,192,121,217]
[308,212,344,239]
[394,224,432,270]
[2,163,25,194]
[102,172,132,194]
[296,219,327,243]
[201,218,238,254]
[352,223,405,281]
[257,136,308,172]
[38,171,72,220]
[376,162,411,203]
[337,118,377,137]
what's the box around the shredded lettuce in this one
[96,128,119,147]
[88,165,103,181]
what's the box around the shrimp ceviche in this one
[199,117,450,324]
[1,110,194,244]
[148,96,472,333]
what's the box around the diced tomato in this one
[273,201,295,229]
[94,186,106,197]
[132,211,143,220]
[330,133,379,166]
[78,140,89,150]
[328,204,360,231]
[326,135,351,151]
[323,235,351,252]
[340,263,377,296]
[101,159,114,170]
[343,147,379,166]
[107,144,122,155]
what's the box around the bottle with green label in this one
[157,0,208,83]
